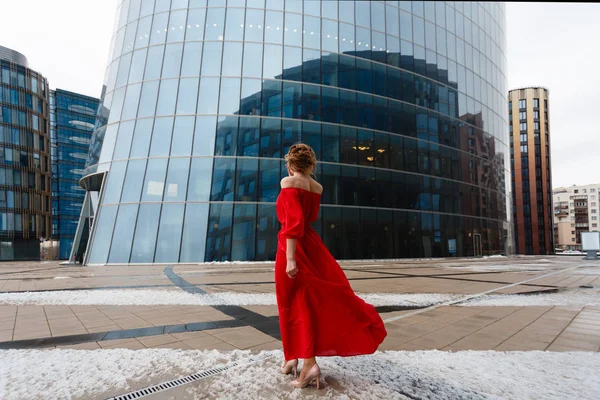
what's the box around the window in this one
[592,202,597,207]
[592,209,597,214]
[583,189,587,193]
[534,121,540,131]
[520,122,527,131]
[520,133,527,143]
[520,145,528,153]
[574,190,579,194]
[593,223,598,228]
[509,101,512,112]
[519,111,526,120]
[533,110,540,120]
[519,99,526,109]
[591,189,596,193]
[533,98,539,108]
[592,216,598,221]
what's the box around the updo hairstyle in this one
[285,143,317,174]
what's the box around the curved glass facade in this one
[83,0,509,264]
[0,47,51,260]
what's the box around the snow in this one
[0,290,458,308]
[461,292,600,307]
[1,349,599,400]
[446,263,553,272]
[52,276,72,280]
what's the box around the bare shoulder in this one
[310,179,323,194]
[280,176,309,190]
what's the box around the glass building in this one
[50,89,100,259]
[76,1,510,264]
[0,46,51,260]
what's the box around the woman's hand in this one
[286,258,298,279]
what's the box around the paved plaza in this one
[1,256,600,399]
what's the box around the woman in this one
[275,143,387,389]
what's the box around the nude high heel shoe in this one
[290,364,321,389]
[280,359,298,378]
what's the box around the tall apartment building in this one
[553,184,600,250]
[0,46,52,260]
[508,87,553,255]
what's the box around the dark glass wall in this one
[50,90,100,259]
[83,0,510,264]
[0,51,51,260]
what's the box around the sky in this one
[1,1,598,188]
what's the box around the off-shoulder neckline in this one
[281,187,322,196]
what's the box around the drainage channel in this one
[106,353,272,400]
[109,262,586,399]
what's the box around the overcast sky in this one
[1,1,598,188]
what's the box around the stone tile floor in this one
[1,255,599,399]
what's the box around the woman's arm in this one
[286,238,298,278]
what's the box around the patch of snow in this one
[0,290,459,308]
[52,276,71,280]
[447,263,553,272]
[461,292,600,307]
[482,255,506,259]
[1,349,599,400]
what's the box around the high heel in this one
[280,359,298,378]
[290,364,321,389]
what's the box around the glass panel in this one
[115,52,133,89]
[156,79,178,116]
[201,42,223,76]
[238,117,260,156]
[242,43,263,78]
[107,87,126,124]
[193,115,217,155]
[99,124,119,164]
[235,158,258,201]
[142,158,168,201]
[181,42,203,77]
[121,83,142,121]
[162,43,184,78]
[258,158,280,202]
[112,120,135,160]
[265,11,283,44]
[186,8,206,41]
[167,9,187,43]
[245,9,264,42]
[155,204,185,263]
[219,78,241,115]
[142,47,163,81]
[225,7,245,41]
[231,204,256,260]
[187,157,213,201]
[210,157,236,201]
[322,19,338,53]
[87,205,118,264]
[197,77,220,114]
[121,159,147,202]
[102,161,127,204]
[263,44,283,79]
[170,116,194,156]
[150,11,169,45]
[149,117,174,156]
[108,204,139,263]
[130,118,153,158]
[176,78,199,114]
[129,49,148,83]
[205,8,225,40]
[303,16,320,49]
[164,158,190,201]
[222,42,243,77]
[180,203,209,262]
[130,203,161,263]
[205,203,233,261]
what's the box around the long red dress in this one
[275,187,387,360]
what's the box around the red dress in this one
[275,188,387,360]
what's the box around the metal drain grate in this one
[107,353,274,400]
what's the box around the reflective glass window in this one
[231,204,257,260]
[238,117,260,156]
[156,79,178,116]
[167,9,187,43]
[371,1,385,29]
[283,46,302,81]
[150,12,169,45]
[130,203,161,263]
[102,161,127,204]
[412,16,425,47]
[245,9,265,42]
[205,8,225,40]
[284,13,302,47]
[149,117,174,156]
[205,203,233,261]
[322,124,339,163]
[215,116,239,156]
[197,77,220,114]
[137,80,159,118]
[322,19,338,53]
[142,158,168,201]
[235,158,258,201]
[242,43,263,78]
[172,0,189,9]
[162,43,184,78]
[259,117,281,158]
[265,11,283,44]
[113,120,135,160]
[210,157,236,201]
[201,42,223,76]
[134,17,152,50]
[140,0,154,17]
[87,205,117,264]
[303,16,320,50]
[176,78,199,115]
[225,7,245,41]
[180,203,209,262]
[240,78,262,115]
[115,53,132,88]
[121,159,147,202]
[400,11,412,41]
[186,8,206,41]
[263,45,283,79]
[164,158,190,202]
[222,42,243,76]
[355,1,370,27]
[187,157,213,201]
[193,115,217,155]
[171,116,194,156]
[181,42,203,77]
[339,23,355,53]
[144,45,165,80]
[386,4,399,37]
[108,204,138,263]
[129,49,147,83]
[154,0,171,13]
[99,124,119,164]
[121,83,142,121]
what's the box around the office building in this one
[553,184,600,250]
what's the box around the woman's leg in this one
[299,357,317,380]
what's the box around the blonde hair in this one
[285,143,317,175]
